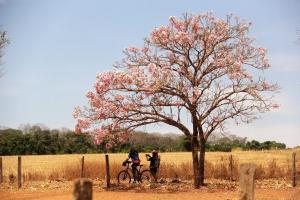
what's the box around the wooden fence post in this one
[292,152,296,187]
[229,155,233,181]
[81,156,85,178]
[105,154,110,188]
[73,178,93,200]
[18,156,21,189]
[0,157,3,184]
[238,163,256,200]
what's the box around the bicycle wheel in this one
[140,169,153,183]
[118,170,131,184]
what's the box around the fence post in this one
[81,156,85,178]
[292,152,296,187]
[18,156,21,189]
[229,154,233,181]
[105,154,110,188]
[73,178,93,200]
[238,163,256,200]
[0,157,3,184]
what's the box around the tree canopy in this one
[74,12,279,187]
[74,13,278,147]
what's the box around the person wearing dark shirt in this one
[123,148,140,182]
[146,150,160,182]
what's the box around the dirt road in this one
[1,188,300,200]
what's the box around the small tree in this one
[0,30,8,77]
[74,13,279,188]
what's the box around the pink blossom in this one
[189,96,197,103]
[86,91,94,99]
[115,94,124,101]
[141,47,149,53]
[137,94,145,101]
[91,97,101,108]
[75,124,81,134]
[262,58,270,69]
[213,116,221,122]
[151,26,171,44]
[258,47,266,55]
[173,101,184,106]
[127,46,139,53]
[169,16,184,30]
[124,103,136,110]
[246,88,258,96]
[194,88,201,97]
[271,103,280,109]
[262,81,271,90]
[174,31,192,46]
[77,119,90,130]
[147,63,156,73]
[94,139,101,145]
[72,106,81,118]
[105,142,113,149]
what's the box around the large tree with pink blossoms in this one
[74,13,279,188]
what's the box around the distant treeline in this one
[0,125,286,155]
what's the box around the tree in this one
[0,30,8,77]
[74,13,279,188]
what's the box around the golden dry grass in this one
[1,148,300,182]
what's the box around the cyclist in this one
[123,148,140,183]
[146,150,160,182]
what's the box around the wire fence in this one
[0,150,299,188]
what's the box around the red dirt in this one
[1,188,300,200]
[1,179,299,200]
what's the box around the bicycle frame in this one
[123,161,143,181]
[118,161,155,184]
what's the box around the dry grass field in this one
[1,149,300,182]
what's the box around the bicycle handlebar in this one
[122,160,144,168]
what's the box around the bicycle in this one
[117,161,154,184]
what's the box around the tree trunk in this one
[198,137,206,186]
[191,134,200,188]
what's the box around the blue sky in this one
[0,0,299,147]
